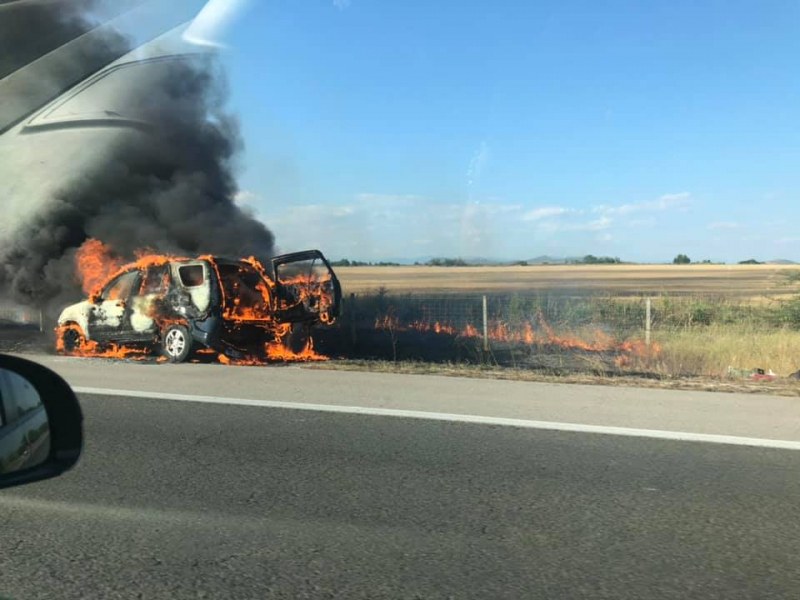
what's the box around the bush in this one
[427,258,468,267]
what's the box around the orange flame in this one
[55,323,154,360]
[75,238,181,301]
[62,240,333,365]
[217,337,328,365]
[74,239,124,296]
[374,310,661,364]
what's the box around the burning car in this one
[56,249,341,363]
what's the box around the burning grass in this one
[314,290,800,380]
[371,311,661,370]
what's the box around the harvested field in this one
[335,264,799,297]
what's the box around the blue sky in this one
[216,0,800,262]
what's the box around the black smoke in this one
[0,0,96,80]
[0,2,276,313]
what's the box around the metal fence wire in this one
[340,292,800,343]
[3,293,800,344]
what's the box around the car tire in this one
[286,323,311,353]
[58,324,85,355]
[161,324,192,363]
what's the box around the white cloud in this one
[775,236,800,245]
[626,217,656,228]
[707,221,740,230]
[267,193,523,259]
[333,0,351,10]
[250,190,695,260]
[537,216,612,233]
[580,216,612,231]
[522,206,573,221]
[518,204,615,233]
[595,192,691,216]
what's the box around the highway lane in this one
[1,392,800,599]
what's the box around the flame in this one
[61,240,334,365]
[75,238,182,302]
[275,271,337,320]
[266,337,327,362]
[217,337,328,365]
[55,323,152,360]
[75,239,124,296]
[374,310,661,364]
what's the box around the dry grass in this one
[321,263,800,388]
[652,325,800,377]
[304,360,800,397]
[335,264,799,297]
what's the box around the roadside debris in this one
[726,366,777,382]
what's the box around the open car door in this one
[271,250,341,325]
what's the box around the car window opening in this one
[178,265,204,288]
[103,271,138,302]
[140,265,170,295]
[217,263,270,316]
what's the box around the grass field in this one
[335,264,800,297]
[331,265,800,380]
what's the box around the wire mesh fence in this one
[338,292,800,340]
[312,291,800,369]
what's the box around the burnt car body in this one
[56,250,341,362]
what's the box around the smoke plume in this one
[0,1,276,313]
[0,0,94,80]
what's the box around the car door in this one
[271,250,341,324]
[90,270,140,342]
[127,263,172,335]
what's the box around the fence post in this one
[482,295,489,357]
[645,297,652,347]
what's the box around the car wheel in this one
[286,323,311,353]
[162,324,192,363]
[58,324,85,355]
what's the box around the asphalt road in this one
[1,391,800,599]
[19,353,800,441]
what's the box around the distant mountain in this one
[462,257,506,266]
[525,255,627,265]
[526,255,569,265]
[768,259,798,265]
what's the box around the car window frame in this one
[99,270,140,302]
[177,263,206,288]
[138,264,171,297]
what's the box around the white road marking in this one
[74,386,800,451]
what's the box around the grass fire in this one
[372,310,660,370]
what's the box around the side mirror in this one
[0,354,83,489]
